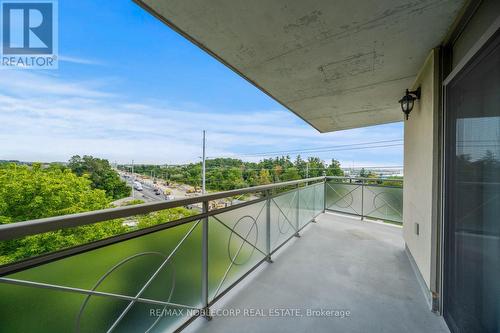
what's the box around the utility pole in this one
[131,160,135,198]
[202,130,206,194]
[306,162,309,179]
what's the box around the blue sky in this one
[0,0,403,167]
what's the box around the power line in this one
[208,139,403,158]
[239,139,403,155]
[234,143,403,157]
[124,163,403,171]
[144,165,403,172]
[119,139,404,166]
[342,165,404,169]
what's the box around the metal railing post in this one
[311,182,317,222]
[295,184,300,237]
[323,177,327,213]
[201,200,211,320]
[265,190,273,263]
[361,179,365,221]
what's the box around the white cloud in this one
[0,71,403,166]
[0,70,113,98]
[58,55,104,66]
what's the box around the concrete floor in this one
[185,213,449,333]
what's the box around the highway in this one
[117,171,239,213]
[121,176,165,202]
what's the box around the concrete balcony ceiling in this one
[136,0,465,132]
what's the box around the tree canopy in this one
[0,163,109,224]
[68,155,130,200]
[0,161,194,265]
[127,156,345,191]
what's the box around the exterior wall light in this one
[399,87,421,120]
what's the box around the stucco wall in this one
[403,49,439,291]
[403,2,499,309]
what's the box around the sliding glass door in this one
[444,30,500,333]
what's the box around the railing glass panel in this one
[314,182,325,215]
[325,180,363,216]
[325,177,403,224]
[0,219,202,333]
[270,189,298,251]
[362,185,403,224]
[298,184,316,228]
[208,200,267,302]
[0,177,325,332]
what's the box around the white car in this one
[133,181,143,191]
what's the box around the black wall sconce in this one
[399,87,421,120]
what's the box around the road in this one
[115,171,255,211]
[120,175,165,203]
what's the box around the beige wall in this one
[403,49,439,292]
[402,2,499,311]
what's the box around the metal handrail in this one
[0,175,400,333]
[325,176,403,223]
[326,176,403,182]
[0,177,325,241]
[0,177,327,333]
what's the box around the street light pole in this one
[202,130,206,194]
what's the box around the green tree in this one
[381,176,403,187]
[0,163,113,264]
[258,169,272,185]
[294,155,307,178]
[68,155,130,200]
[326,159,344,176]
[306,157,326,177]
[244,169,259,186]
[137,207,197,229]
[282,167,301,181]
[0,163,109,223]
[118,155,352,190]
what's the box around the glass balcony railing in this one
[0,177,325,333]
[325,177,403,224]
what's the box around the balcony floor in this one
[185,212,449,333]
